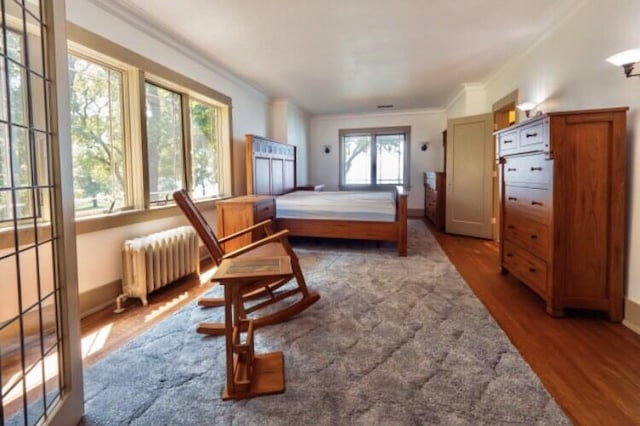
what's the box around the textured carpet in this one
[82,219,569,425]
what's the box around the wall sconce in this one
[324,145,331,154]
[606,48,640,78]
[420,142,430,151]
[516,102,537,118]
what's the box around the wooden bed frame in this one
[246,134,408,256]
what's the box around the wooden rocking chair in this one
[173,189,320,336]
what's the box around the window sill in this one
[0,197,225,250]
[75,198,219,235]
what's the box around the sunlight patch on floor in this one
[144,292,188,323]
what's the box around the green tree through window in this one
[340,127,409,188]
[145,82,184,203]
[190,99,219,198]
[1,29,38,222]
[68,54,125,215]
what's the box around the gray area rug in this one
[82,219,569,425]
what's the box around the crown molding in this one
[86,0,267,99]
[312,107,445,121]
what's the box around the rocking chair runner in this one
[172,189,320,336]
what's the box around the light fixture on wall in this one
[516,102,537,118]
[606,48,640,78]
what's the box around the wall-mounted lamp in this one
[516,102,537,118]
[420,142,430,151]
[606,48,640,78]
[324,145,331,154]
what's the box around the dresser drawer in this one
[518,122,546,151]
[498,129,518,155]
[503,240,548,297]
[504,213,551,260]
[503,153,552,188]
[254,198,275,221]
[504,185,551,224]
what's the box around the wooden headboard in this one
[245,134,297,195]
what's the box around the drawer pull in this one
[526,132,538,138]
[508,197,518,201]
[528,267,537,273]
[507,167,517,172]
[506,253,513,258]
[507,225,515,229]
[531,201,543,206]
[503,139,513,144]
[530,234,538,240]
[530,166,543,171]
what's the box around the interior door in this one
[445,113,494,238]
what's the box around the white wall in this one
[270,99,311,185]
[447,83,488,118]
[310,109,447,211]
[270,100,289,143]
[481,0,640,305]
[287,103,311,185]
[61,1,271,301]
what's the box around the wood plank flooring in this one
[431,223,640,425]
[79,224,640,425]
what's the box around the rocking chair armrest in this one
[222,229,291,259]
[217,219,275,244]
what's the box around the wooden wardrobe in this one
[495,107,627,321]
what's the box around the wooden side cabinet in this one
[216,195,276,252]
[496,107,627,321]
[424,171,446,231]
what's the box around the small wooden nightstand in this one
[296,184,324,191]
[216,195,275,252]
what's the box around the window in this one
[65,25,233,223]
[68,54,127,216]
[145,82,184,204]
[0,29,37,222]
[189,99,220,199]
[340,126,410,189]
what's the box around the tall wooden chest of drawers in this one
[496,107,627,321]
[215,195,275,252]
[424,171,446,231]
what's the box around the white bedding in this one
[276,190,396,222]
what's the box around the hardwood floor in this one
[78,225,640,425]
[80,264,216,368]
[430,223,640,425]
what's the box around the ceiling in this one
[105,0,581,116]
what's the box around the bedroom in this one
[1,0,640,423]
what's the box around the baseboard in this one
[623,298,640,335]
[79,279,123,318]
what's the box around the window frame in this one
[142,79,186,206]
[63,24,233,232]
[0,25,52,226]
[66,50,133,217]
[339,126,411,190]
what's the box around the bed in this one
[245,134,408,256]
